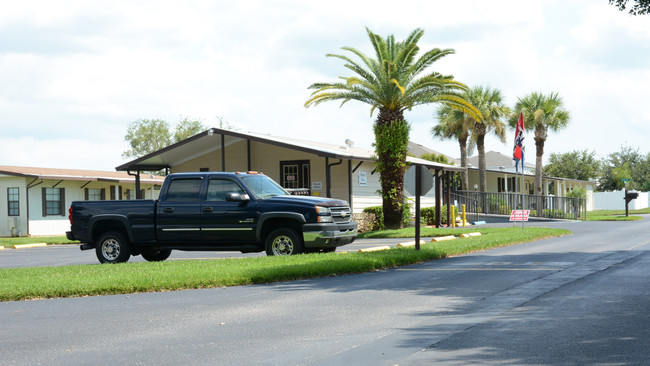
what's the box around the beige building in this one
[0,166,164,237]
[116,129,463,216]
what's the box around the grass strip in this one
[0,227,568,301]
[0,236,78,248]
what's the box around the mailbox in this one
[625,191,639,201]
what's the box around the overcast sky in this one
[1,0,649,171]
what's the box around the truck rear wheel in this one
[265,228,303,256]
[96,231,131,264]
[141,248,172,262]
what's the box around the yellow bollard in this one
[450,205,456,228]
[462,204,467,226]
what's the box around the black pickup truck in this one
[67,172,357,263]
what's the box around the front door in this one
[280,160,310,195]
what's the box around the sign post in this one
[405,165,434,250]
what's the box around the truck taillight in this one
[68,206,73,225]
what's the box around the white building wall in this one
[0,176,28,237]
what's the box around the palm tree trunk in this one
[535,131,546,196]
[474,122,487,192]
[374,109,409,229]
[458,135,469,190]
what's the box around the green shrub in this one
[420,206,448,225]
[363,202,413,230]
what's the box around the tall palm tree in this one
[433,86,509,193]
[305,27,480,229]
[432,105,473,190]
[510,91,570,195]
[470,86,509,192]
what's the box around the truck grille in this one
[330,207,352,223]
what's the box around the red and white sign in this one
[510,210,530,222]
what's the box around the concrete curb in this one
[358,246,391,253]
[431,235,456,242]
[11,243,48,249]
[397,240,425,248]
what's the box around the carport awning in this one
[115,128,465,173]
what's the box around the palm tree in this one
[432,105,473,190]
[510,91,570,195]
[433,86,509,193]
[305,27,480,229]
[469,86,509,192]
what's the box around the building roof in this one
[116,128,464,173]
[458,150,536,170]
[407,141,456,163]
[0,166,165,184]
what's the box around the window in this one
[165,178,202,202]
[86,188,104,200]
[42,187,65,216]
[207,179,244,201]
[7,188,19,216]
[280,160,310,195]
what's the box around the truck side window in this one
[165,178,202,202]
[207,179,244,201]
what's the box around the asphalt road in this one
[1,218,649,365]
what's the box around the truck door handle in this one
[164,207,174,213]
[202,207,213,213]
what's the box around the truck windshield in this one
[240,175,289,198]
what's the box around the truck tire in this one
[265,228,303,256]
[141,248,172,262]
[96,231,131,264]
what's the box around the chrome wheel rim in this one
[101,238,120,261]
[271,235,294,255]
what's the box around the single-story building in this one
[0,166,164,237]
[116,128,464,220]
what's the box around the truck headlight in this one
[316,206,334,223]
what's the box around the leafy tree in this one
[510,92,570,196]
[123,117,208,159]
[609,0,650,15]
[305,27,479,229]
[544,150,601,181]
[598,145,650,191]
[173,117,207,142]
[122,119,172,159]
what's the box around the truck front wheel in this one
[265,228,303,256]
[96,231,131,264]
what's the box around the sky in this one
[1,0,649,171]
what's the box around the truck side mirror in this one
[226,192,250,202]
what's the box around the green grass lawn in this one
[585,207,649,221]
[0,227,569,301]
[0,236,77,248]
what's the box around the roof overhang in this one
[116,128,464,173]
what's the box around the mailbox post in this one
[624,189,638,217]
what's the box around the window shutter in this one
[119,186,123,200]
[110,185,116,200]
[59,188,65,216]
[100,188,106,200]
[85,188,89,200]
[42,187,47,217]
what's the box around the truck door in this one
[157,176,203,243]
[201,177,257,242]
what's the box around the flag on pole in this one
[513,112,525,173]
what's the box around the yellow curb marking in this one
[11,243,48,249]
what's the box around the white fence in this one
[593,190,649,211]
